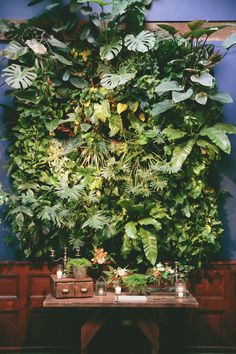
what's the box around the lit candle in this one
[115,285,121,295]
[177,286,184,298]
[98,288,104,296]
[56,268,63,279]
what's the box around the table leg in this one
[135,316,159,354]
[81,309,111,354]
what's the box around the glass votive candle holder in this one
[56,264,63,279]
[175,279,187,298]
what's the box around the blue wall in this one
[1,0,236,260]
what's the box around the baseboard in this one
[0,347,78,353]
[187,346,236,353]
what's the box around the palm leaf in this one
[56,184,84,200]
[2,64,37,89]
[124,30,155,52]
[82,212,108,230]
[139,227,157,265]
[100,37,123,60]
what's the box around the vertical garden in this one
[1,0,236,269]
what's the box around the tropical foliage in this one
[1,1,236,269]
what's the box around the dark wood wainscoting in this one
[0,261,235,353]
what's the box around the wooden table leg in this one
[134,316,159,354]
[81,309,111,354]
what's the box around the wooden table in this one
[44,292,198,354]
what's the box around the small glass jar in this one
[56,264,63,279]
[95,276,107,296]
[175,278,187,298]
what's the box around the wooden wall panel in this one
[0,261,235,352]
[189,311,226,346]
[0,311,18,346]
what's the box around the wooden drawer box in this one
[50,275,93,298]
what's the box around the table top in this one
[43,292,199,309]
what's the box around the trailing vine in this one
[1,0,236,269]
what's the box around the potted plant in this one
[66,258,92,279]
[123,274,149,295]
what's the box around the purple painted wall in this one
[0,1,236,260]
[147,0,236,21]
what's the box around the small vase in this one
[73,265,87,278]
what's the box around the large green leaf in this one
[109,114,123,136]
[187,20,205,31]
[26,39,47,54]
[82,212,108,230]
[2,64,37,89]
[156,81,183,94]
[209,92,233,104]
[0,41,28,60]
[170,140,195,172]
[195,92,208,105]
[47,35,67,48]
[172,88,193,103]
[70,77,89,88]
[101,72,136,89]
[190,71,214,87]
[139,227,157,265]
[158,24,178,35]
[200,127,231,154]
[76,0,112,7]
[100,37,123,60]
[53,52,72,66]
[163,127,187,140]
[125,221,138,239]
[112,0,152,17]
[91,100,111,123]
[124,30,155,53]
[138,218,162,231]
[222,32,236,50]
[214,123,236,134]
[151,99,175,116]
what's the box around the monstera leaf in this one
[101,71,136,89]
[0,41,28,60]
[139,227,157,265]
[100,37,123,60]
[2,64,37,89]
[124,30,155,52]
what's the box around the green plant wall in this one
[1,0,236,268]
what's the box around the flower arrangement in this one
[147,262,176,288]
[103,265,131,286]
[91,247,109,265]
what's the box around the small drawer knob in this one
[81,288,88,293]
[62,288,69,294]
